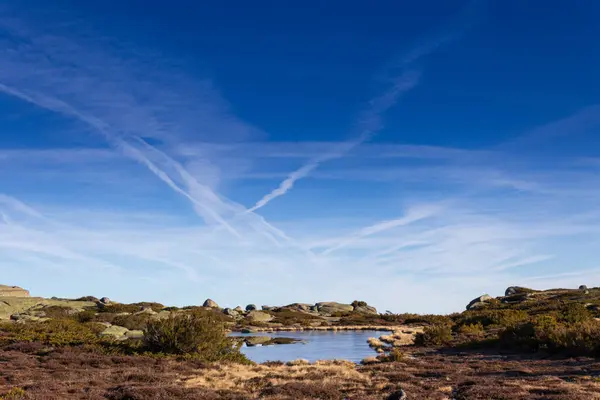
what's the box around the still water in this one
[231,330,388,363]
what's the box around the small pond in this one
[231,330,388,363]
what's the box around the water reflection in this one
[231,330,389,363]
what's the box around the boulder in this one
[580,285,588,291]
[466,295,493,311]
[234,306,244,313]
[99,297,111,305]
[246,310,274,322]
[0,285,30,298]
[203,299,219,308]
[315,302,354,315]
[99,325,130,340]
[387,389,408,400]
[125,330,144,339]
[152,310,171,320]
[354,305,378,314]
[246,304,257,311]
[501,293,532,304]
[261,305,274,311]
[135,307,157,316]
[223,308,239,317]
[282,303,312,312]
[505,286,532,296]
[244,336,272,346]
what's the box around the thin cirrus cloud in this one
[1,7,600,313]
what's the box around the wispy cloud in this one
[322,204,443,255]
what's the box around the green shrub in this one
[98,304,141,314]
[457,322,484,336]
[74,296,99,302]
[143,312,249,363]
[351,300,368,308]
[0,320,99,347]
[415,324,453,346]
[380,348,404,362]
[112,314,150,331]
[270,310,322,326]
[559,303,591,324]
[76,310,96,323]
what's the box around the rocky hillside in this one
[0,285,30,298]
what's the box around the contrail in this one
[247,69,421,213]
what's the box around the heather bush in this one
[559,302,591,324]
[112,314,151,331]
[0,320,100,347]
[143,312,250,363]
[415,324,453,346]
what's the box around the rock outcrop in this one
[223,308,239,317]
[316,302,354,315]
[246,310,274,322]
[466,294,493,310]
[0,285,30,298]
[203,299,219,308]
[504,286,533,296]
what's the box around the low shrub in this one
[112,314,150,331]
[0,320,100,347]
[143,312,250,363]
[98,304,141,314]
[415,324,453,346]
[456,322,484,336]
[76,310,96,323]
[351,300,368,308]
[499,315,600,356]
[559,303,592,324]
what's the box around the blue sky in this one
[1,1,600,313]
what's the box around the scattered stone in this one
[203,299,219,308]
[0,285,30,298]
[466,294,493,310]
[246,310,274,322]
[246,304,257,311]
[286,358,310,366]
[387,389,407,400]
